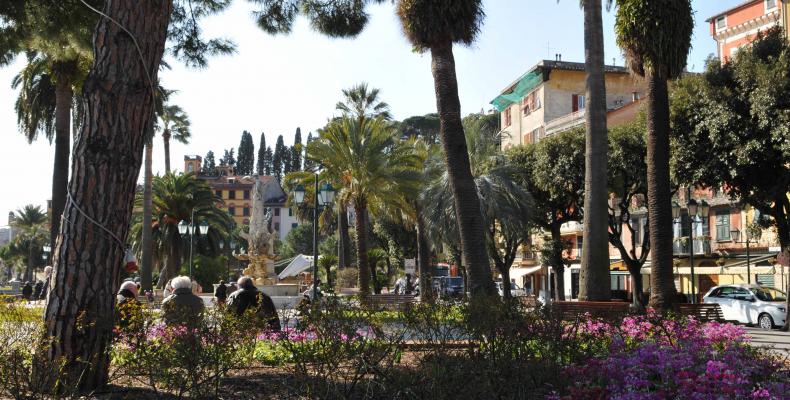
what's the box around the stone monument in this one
[235,178,278,286]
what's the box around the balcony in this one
[672,237,712,256]
[545,109,586,135]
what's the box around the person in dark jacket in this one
[161,276,205,327]
[21,281,32,300]
[214,280,227,305]
[227,276,280,331]
[116,281,142,329]
[32,280,43,300]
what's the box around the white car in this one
[702,284,787,329]
[496,281,526,297]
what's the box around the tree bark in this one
[43,0,172,390]
[51,76,73,251]
[157,233,180,289]
[338,204,351,269]
[355,203,370,295]
[415,204,432,301]
[162,129,171,174]
[627,260,646,311]
[141,142,154,292]
[773,195,789,331]
[645,75,677,312]
[550,224,566,301]
[429,43,494,298]
[579,0,611,302]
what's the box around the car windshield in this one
[752,287,787,302]
[446,277,463,286]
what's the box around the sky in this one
[0,0,740,226]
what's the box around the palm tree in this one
[615,0,694,310]
[11,205,49,281]
[160,104,191,173]
[307,117,421,295]
[396,0,495,297]
[130,173,234,288]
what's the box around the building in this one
[491,59,647,150]
[707,0,786,63]
[183,156,299,241]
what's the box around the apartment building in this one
[707,0,787,63]
[491,59,647,150]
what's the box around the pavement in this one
[745,327,790,355]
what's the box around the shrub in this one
[335,268,358,291]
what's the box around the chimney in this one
[558,54,562,61]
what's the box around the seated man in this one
[227,276,281,331]
[116,280,142,330]
[161,276,205,327]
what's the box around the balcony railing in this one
[545,109,586,135]
[672,237,711,256]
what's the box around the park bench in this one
[361,293,415,310]
[677,303,729,323]
[137,296,163,309]
[551,301,631,321]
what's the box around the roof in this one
[706,0,761,22]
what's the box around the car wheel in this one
[758,313,775,330]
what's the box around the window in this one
[228,206,235,216]
[215,190,222,198]
[243,190,250,200]
[228,190,236,200]
[529,128,542,144]
[756,274,775,287]
[572,94,585,112]
[243,207,250,216]
[631,216,647,246]
[288,208,293,216]
[715,16,726,31]
[291,223,298,229]
[274,208,281,217]
[504,108,512,127]
[274,222,280,231]
[716,209,731,241]
[522,92,540,116]
[187,164,194,172]
[766,0,777,10]
[576,236,583,259]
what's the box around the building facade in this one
[183,156,298,241]
[492,59,647,150]
[707,0,786,63]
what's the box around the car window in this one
[754,287,787,302]
[709,288,721,297]
[718,287,734,298]
[733,288,751,300]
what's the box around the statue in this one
[236,178,278,285]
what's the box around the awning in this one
[721,266,775,275]
[672,266,723,275]
[277,254,314,279]
[510,266,542,279]
[490,70,543,111]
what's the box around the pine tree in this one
[256,132,266,175]
[202,150,216,176]
[273,135,286,181]
[221,148,236,168]
[291,127,302,172]
[264,146,273,175]
[236,130,254,175]
[304,132,315,171]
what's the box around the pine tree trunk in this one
[141,142,154,292]
[163,129,171,174]
[355,203,370,295]
[645,74,677,312]
[339,205,351,269]
[43,0,172,390]
[429,43,494,298]
[415,204,432,301]
[579,0,611,302]
[51,76,73,251]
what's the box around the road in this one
[745,327,790,355]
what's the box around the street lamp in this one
[672,195,710,304]
[293,176,336,301]
[178,210,209,279]
[731,224,752,284]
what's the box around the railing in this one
[672,238,711,256]
[545,109,586,135]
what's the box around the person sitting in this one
[161,276,205,327]
[214,280,227,305]
[227,276,280,331]
[116,281,142,329]
[32,280,43,300]
[21,281,32,301]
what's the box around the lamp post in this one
[178,209,209,279]
[672,194,710,304]
[730,226,752,284]
[293,176,336,302]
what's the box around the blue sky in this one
[0,0,740,224]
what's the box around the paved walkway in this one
[745,327,790,355]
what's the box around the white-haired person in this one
[226,276,280,331]
[161,275,205,327]
[116,280,142,328]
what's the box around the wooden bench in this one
[552,301,631,321]
[678,303,727,322]
[361,294,415,310]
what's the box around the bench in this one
[361,294,415,310]
[678,303,727,322]
[137,296,163,309]
[551,301,631,321]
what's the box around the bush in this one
[335,268,358,291]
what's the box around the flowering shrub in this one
[553,311,790,400]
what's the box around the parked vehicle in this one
[702,284,787,329]
[438,276,464,298]
[496,281,526,297]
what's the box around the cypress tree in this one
[273,135,286,181]
[264,146,274,175]
[202,150,216,176]
[236,130,254,175]
[304,132,314,170]
[256,132,266,175]
[221,148,236,169]
[291,127,302,172]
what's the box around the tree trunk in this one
[43,0,172,390]
[141,142,154,292]
[645,75,677,312]
[500,265,512,299]
[25,244,34,282]
[51,76,73,251]
[579,0,611,302]
[627,260,646,312]
[370,258,381,294]
[162,129,171,174]
[355,203,370,295]
[429,43,494,298]
[415,204,432,301]
[339,205,351,269]
[550,224,566,301]
[773,195,789,331]
[157,234,180,289]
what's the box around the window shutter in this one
[572,94,578,112]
